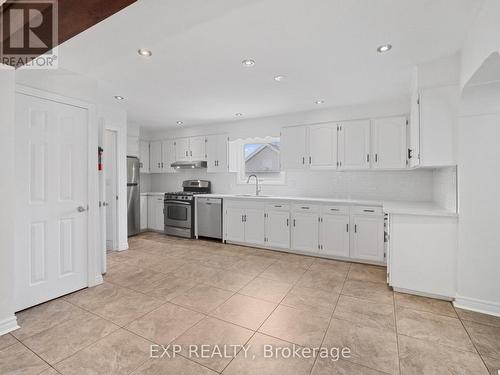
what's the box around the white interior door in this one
[15,93,88,311]
[104,130,117,250]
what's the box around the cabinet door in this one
[265,210,290,249]
[409,91,420,168]
[175,138,190,161]
[372,117,407,169]
[245,207,265,246]
[320,214,349,258]
[140,195,148,230]
[207,134,228,173]
[147,196,156,229]
[225,206,245,242]
[139,141,150,173]
[338,120,370,170]
[161,140,176,173]
[281,126,308,169]
[149,141,162,173]
[153,197,165,231]
[351,215,384,262]
[189,136,206,160]
[291,211,319,252]
[309,123,338,167]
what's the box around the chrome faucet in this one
[247,174,261,196]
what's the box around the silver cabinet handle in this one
[301,206,310,210]
[302,157,305,164]
[103,202,109,207]
[330,208,340,211]
[77,206,86,212]
[363,209,375,213]
[286,218,289,226]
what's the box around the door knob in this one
[77,206,86,212]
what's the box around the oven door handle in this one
[164,200,192,205]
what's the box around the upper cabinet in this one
[308,123,338,168]
[161,140,176,173]
[149,141,163,173]
[206,134,228,173]
[281,126,308,169]
[371,116,407,169]
[338,120,371,170]
[139,140,150,173]
[174,136,206,162]
[409,85,459,167]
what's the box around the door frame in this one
[15,85,103,293]
[104,129,119,251]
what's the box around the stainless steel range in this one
[164,180,211,238]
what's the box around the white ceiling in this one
[58,0,483,129]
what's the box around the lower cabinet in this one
[224,204,265,245]
[147,195,165,231]
[265,204,290,249]
[320,209,350,258]
[224,199,384,264]
[350,208,385,262]
[140,195,148,230]
[291,205,319,252]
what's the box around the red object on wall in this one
[98,147,103,171]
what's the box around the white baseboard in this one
[0,315,19,336]
[454,295,500,317]
[118,242,128,251]
[393,287,453,301]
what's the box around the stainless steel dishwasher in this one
[196,197,222,239]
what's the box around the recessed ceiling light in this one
[274,75,285,82]
[242,59,255,67]
[377,44,392,53]
[176,121,183,125]
[314,100,324,105]
[235,113,243,117]
[138,48,152,57]
[114,95,125,100]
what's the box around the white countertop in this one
[194,194,457,217]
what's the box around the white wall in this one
[460,0,500,87]
[455,78,500,316]
[433,167,457,212]
[145,98,435,202]
[0,67,18,335]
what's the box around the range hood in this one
[170,160,207,169]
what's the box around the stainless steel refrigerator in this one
[127,156,140,236]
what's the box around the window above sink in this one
[229,136,286,185]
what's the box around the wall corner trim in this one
[0,316,19,336]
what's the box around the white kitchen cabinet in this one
[388,213,457,299]
[320,207,350,258]
[291,205,320,252]
[174,138,190,161]
[139,141,150,173]
[161,140,176,173]
[338,120,371,170]
[206,134,228,173]
[308,123,338,168]
[140,195,148,230]
[281,126,308,169]
[371,117,407,169]
[127,136,139,157]
[244,207,265,246]
[149,141,163,173]
[409,90,420,168]
[351,208,384,263]
[225,206,245,242]
[265,204,290,249]
[189,136,206,160]
[147,195,164,231]
[409,85,459,167]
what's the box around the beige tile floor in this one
[1,232,499,374]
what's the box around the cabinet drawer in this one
[322,205,349,215]
[351,206,383,216]
[266,203,290,211]
[292,204,320,213]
